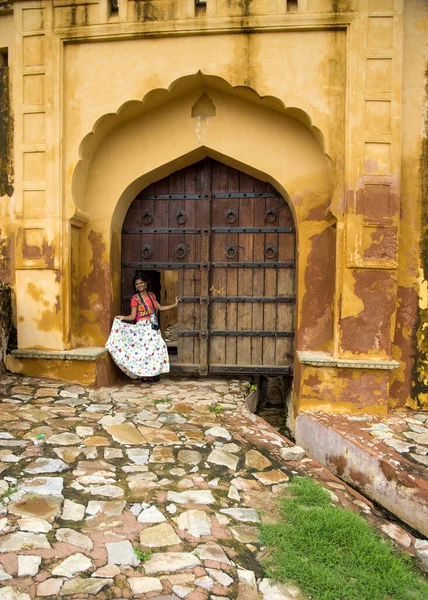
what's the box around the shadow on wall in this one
[0,285,12,373]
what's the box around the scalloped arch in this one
[76,72,328,164]
[73,73,331,216]
[72,71,333,227]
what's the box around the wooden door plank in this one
[122,196,142,312]
[180,268,198,365]
[166,171,184,357]
[168,170,185,269]
[278,200,295,263]
[263,268,277,365]
[197,159,211,375]
[223,166,240,366]
[275,336,294,366]
[152,179,169,263]
[183,163,202,365]
[275,196,295,366]
[236,173,254,365]
[251,187,266,365]
[139,196,154,277]
[123,195,141,229]
[209,162,230,366]
[276,301,294,365]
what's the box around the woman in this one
[106,275,179,383]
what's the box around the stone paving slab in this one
[0,373,426,599]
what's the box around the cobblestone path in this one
[0,374,424,600]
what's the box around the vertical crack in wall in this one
[0,62,14,197]
[135,0,156,21]
[0,287,11,373]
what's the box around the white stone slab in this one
[106,540,139,566]
[55,528,93,551]
[52,553,92,577]
[137,505,166,523]
[207,449,239,470]
[144,552,201,574]
[195,542,231,565]
[128,577,163,594]
[126,448,150,465]
[175,509,212,538]
[18,476,64,496]
[17,555,41,577]
[61,499,85,521]
[17,517,52,533]
[0,532,51,552]
[259,577,303,599]
[220,508,260,523]
[24,458,68,474]
[204,426,232,440]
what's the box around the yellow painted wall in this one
[1,0,427,413]
[391,0,428,410]
[0,10,14,286]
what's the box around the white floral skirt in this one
[105,317,170,379]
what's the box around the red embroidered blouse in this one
[130,292,157,322]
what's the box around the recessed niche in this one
[192,93,216,118]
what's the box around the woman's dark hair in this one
[132,273,149,291]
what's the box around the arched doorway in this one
[121,158,296,377]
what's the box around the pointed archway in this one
[70,74,334,418]
[121,156,296,377]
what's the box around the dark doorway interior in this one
[256,375,294,438]
[121,269,179,357]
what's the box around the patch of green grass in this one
[209,403,224,414]
[1,486,17,499]
[133,547,152,561]
[259,477,428,600]
[247,383,257,392]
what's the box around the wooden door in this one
[121,158,296,376]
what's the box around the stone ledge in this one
[295,411,428,537]
[10,347,108,362]
[297,351,399,370]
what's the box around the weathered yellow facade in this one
[0,0,427,416]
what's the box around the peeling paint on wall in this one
[390,285,418,408]
[299,364,389,415]
[413,62,428,410]
[79,230,111,342]
[363,227,397,261]
[0,230,13,284]
[340,270,396,356]
[299,226,335,352]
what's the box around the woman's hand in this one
[158,298,180,311]
[116,307,136,321]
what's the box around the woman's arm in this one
[116,306,137,321]
[155,296,180,312]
